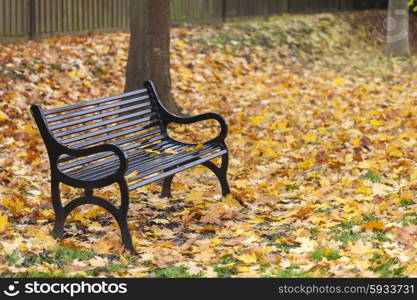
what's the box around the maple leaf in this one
[0,214,9,232]
[145,149,161,155]
[237,253,257,264]
[164,149,178,155]
[362,221,384,232]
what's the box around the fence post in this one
[221,0,227,22]
[29,0,36,40]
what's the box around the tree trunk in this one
[125,0,182,114]
[385,0,411,56]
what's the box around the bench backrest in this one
[30,81,168,161]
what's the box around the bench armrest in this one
[61,143,129,177]
[31,104,128,177]
[144,81,227,143]
[165,112,227,143]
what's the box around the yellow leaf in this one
[237,266,250,273]
[237,252,257,264]
[249,115,265,126]
[186,190,203,203]
[0,214,9,232]
[356,186,372,196]
[410,169,417,181]
[332,77,345,86]
[387,145,403,157]
[184,144,204,152]
[298,159,316,170]
[194,144,204,150]
[362,220,384,231]
[302,132,317,143]
[0,111,10,122]
[92,238,113,254]
[352,138,361,147]
[370,119,382,126]
[126,170,138,180]
[222,194,241,208]
[165,149,178,155]
[3,197,27,216]
[210,237,222,245]
[175,39,187,49]
[378,202,388,213]
[145,149,161,155]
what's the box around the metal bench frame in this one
[30,81,230,251]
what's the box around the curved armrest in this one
[61,143,129,177]
[165,112,227,143]
[143,81,227,144]
[30,104,128,178]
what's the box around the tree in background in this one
[385,0,411,56]
[125,0,181,114]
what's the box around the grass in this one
[2,271,84,278]
[106,264,126,273]
[152,265,199,278]
[363,170,381,183]
[311,248,340,261]
[369,253,405,277]
[214,266,236,278]
[402,211,417,226]
[285,185,299,192]
[400,200,415,207]
[52,246,96,263]
[268,266,310,278]
[335,231,362,244]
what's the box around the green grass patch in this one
[400,200,415,207]
[369,253,405,277]
[311,248,340,261]
[373,231,391,242]
[52,246,96,263]
[335,231,362,244]
[152,265,199,278]
[402,211,417,226]
[214,266,236,278]
[107,264,126,273]
[363,170,381,183]
[285,185,299,191]
[218,254,240,265]
[1,271,83,278]
[268,266,310,278]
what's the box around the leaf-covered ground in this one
[1,10,417,278]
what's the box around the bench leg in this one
[117,179,134,252]
[49,179,134,252]
[161,175,174,198]
[160,153,231,198]
[202,153,231,197]
[51,178,65,240]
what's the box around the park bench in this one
[30,80,230,251]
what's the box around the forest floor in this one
[1,10,417,278]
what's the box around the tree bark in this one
[125,0,181,114]
[386,0,411,56]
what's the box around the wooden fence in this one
[0,0,384,44]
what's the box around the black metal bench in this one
[30,80,230,251]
